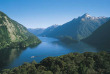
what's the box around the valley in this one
[0,36,98,71]
[0,0,110,73]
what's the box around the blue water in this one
[1,37,98,70]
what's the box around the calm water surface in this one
[0,37,98,70]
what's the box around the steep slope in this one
[43,14,109,40]
[82,19,110,49]
[39,24,59,36]
[28,28,45,36]
[0,11,41,50]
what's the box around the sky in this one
[0,0,110,28]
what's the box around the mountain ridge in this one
[82,19,110,49]
[39,24,59,36]
[0,11,41,50]
[39,13,109,40]
[28,28,45,36]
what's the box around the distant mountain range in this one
[82,19,110,49]
[28,28,45,36]
[31,13,109,41]
[0,11,41,50]
[39,24,59,36]
[28,24,59,36]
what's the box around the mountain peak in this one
[82,13,91,18]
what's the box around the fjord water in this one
[0,37,98,70]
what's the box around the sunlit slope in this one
[0,11,41,49]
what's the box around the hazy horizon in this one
[0,0,110,28]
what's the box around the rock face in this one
[82,19,110,49]
[40,14,109,40]
[0,11,41,50]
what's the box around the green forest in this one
[1,51,110,74]
[0,1,110,74]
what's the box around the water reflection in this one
[0,48,24,70]
[52,40,98,53]
[0,37,98,70]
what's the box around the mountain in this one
[82,19,110,49]
[0,11,41,50]
[28,28,45,36]
[39,24,59,36]
[41,13,109,40]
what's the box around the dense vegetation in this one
[1,51,110,74]
[0,11,41,50]
[59,36,78,44]
[82,19,110,49]
[8,34,41,48]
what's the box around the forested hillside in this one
[82,19,110,49]
[0,11,41,50]
[1,51,110,74]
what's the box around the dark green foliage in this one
[82,19,110,49]
[59,36,78,44]
[7,35,41,49]
[1,52,110,74]
[0,11,41,50]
